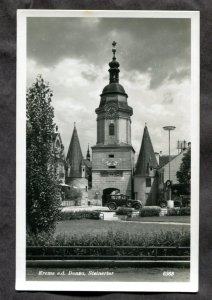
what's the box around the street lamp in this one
[163,126,176,201]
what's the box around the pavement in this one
[105,219,190,226]
[61,205,110,212]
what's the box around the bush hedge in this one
[167,207,180,216]
[180,207,191,216]
[59,210,101,221]
[27,229,190,249]
[115,207,134,215]
[139,206,161,217]
[26,230,55,246]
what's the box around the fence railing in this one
[27,246,190,261]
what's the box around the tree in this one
[66,187,82,203]
[26,75,61,235]
[176,147,191,194]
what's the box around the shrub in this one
[27,229,190,257]
[140,206,161,217]
[65,187,82,201]
[116,207,134,215]
[26,230,55,246]
[53,229,190,247]
[180,207,191,216]
[167,207,180,216]
[59,210,101,220]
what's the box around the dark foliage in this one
[59,210,101,220]
[65,187,82,200]
[115,207,134,215]
[167,208,180,216]
[27,229,190,256]
[180,207,191,216]
[176,148,191,194]
[140,206,161,217]
[26,75,61,235]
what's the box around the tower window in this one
[109,154,114,158]
[146,178,151,187]
[109,123,115,136]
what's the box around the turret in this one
[86,144,91,161]
[66,123,83,178]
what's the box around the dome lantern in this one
[112,40,117,59]
[109,41,120,84]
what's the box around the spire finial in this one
[109,41,120,83]
[86,143,91,161]
[74,122,76,128]
[145,122,147,127]
[112,41,117,60]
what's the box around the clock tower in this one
[91,42,135,205]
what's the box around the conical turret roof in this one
[135,125,158,176]
[66,124,83,178]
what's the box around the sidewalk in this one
[61,206,110,212]
[102,212,190,225]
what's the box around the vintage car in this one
[105,194,143,211]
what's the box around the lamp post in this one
[163,126,176,201]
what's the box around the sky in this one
[27,17,191,159]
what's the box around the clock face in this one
[106,105,117,118]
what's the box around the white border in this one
[16,9,199,292]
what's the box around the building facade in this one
[158,145,191,202]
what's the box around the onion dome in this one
[102,82,126,95]
[101,41,127,97]
[109,58,120,68]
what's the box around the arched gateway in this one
[102,188,120,206]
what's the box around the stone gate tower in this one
[91,42,135,205]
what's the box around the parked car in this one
[105,194,143,211]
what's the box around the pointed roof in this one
[86,144,91,161]
[159,155,176,168]
[135,125,158,176]
[82,158,92,169]
[66,124,83,178]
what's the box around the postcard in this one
[16,9,199,292]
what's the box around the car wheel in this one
[133,203,141,210]
[107,202,117,211]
